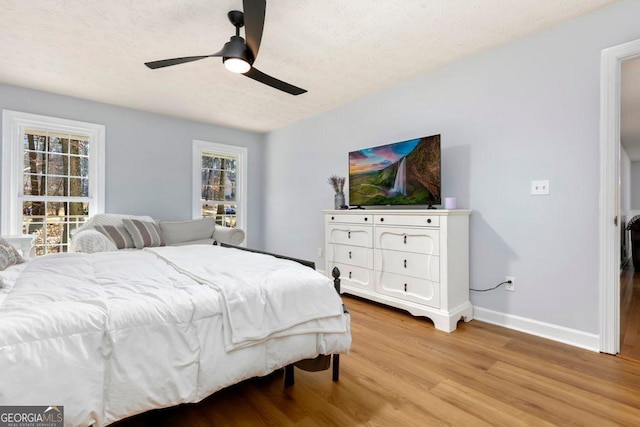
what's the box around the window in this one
[1,110,105,255]
[192,140,247,235]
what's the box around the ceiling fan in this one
[144,0,306,96]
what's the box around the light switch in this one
[531,180,549,195]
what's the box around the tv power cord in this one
[470,279,512,292]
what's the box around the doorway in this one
[600,38,640,355]
[618,56,640,362]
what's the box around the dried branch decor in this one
[327,175,345,194]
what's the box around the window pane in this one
[68,155,84,178]
[47,201,66,217]
[47,176,67,196]
[201,169,214,186]
[69,178,88,197]
[80,157,89,177]
[47,136,63,154]
[202,156,214,169]
[224,172,236,201]
[202,203,216,218]
[24,151,45,174]
[70,139,89,156]
[23,133,46,151]
[209,171,221,200]
[202,184,214,202]
[23,174,46,196]
[47,245,62,254]
[68,201,88,216]
[47,153,68,177]
[23,200,45,218]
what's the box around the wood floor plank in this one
[430,379,555,427]
[488,361,640,426]
[115,296,640,426]
[620,266,640,363]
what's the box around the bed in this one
[0,244,351,426]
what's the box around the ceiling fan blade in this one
[144,50,225,69]
[244,67,307,95]
[243,0,266,59]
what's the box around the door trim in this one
[599,38,640,354]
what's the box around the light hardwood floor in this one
[620,265,640,363]
[115,296,640,426]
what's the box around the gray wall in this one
[264,0,640,334]
[0,84,265,249]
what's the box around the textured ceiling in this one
[0,0,617,133]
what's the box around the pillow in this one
[94,225,136,249]
[69,229,118,253]
[0,237,25,271]
[73,213,155,236]
[160,218,216,245]
[122,219,164,249]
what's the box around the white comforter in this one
[0,246,350,426]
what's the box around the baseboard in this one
[473,306,599,352]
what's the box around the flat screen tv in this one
[348,134,441,207]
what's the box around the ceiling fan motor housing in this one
[223,35,254,64]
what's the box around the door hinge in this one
[614,216,618,226]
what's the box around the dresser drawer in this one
[376,271,440,309]
[329,263,374,291]
[329,244,373,269]
[374,214,440,227]
[374,249,440,282]
[327,214,373,224]
[375,226,439,255]
[327,225,373,248]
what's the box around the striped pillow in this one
[94,225,136,249]
[0,237,25,271]
[122,219,165,249]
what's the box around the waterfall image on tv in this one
[349,134,441,207]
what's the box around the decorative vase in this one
[334,192,346,210]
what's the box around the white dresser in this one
[324,209,472,332]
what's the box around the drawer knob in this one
[404,283,407,292]
[331,216,335,220]
[348,231,351,239]
[403,235,407,244]
[349,271,352,279]
[364,217,368,221]
[380,217,384,222]
[404,259,407,268]
[427,218,432,224]
[349,251,352,259]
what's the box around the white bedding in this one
[0,246,351,426]
[148,245,345,350]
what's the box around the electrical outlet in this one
[317,247,323,258]
[505,276,515,292]
[531,180,549,195]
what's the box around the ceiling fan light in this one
[224,57,251,74]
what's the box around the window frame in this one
[1,110,105,236]
[192,140,247,240]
